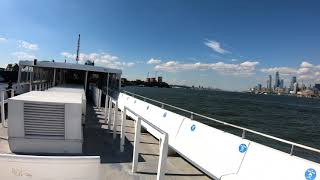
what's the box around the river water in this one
[123,86,320,162]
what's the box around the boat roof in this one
[19,60,122,74]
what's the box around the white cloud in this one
[126,62,135,67]
[0,37,8,43]
[300,61,313,68]
[147,58,161,65]
[60,51,133,69]
[155,60,259,75]
[204,40,230,54]
[12,52,36,59]
[261,61,320,83]
[297,67,310,74]
[18,40,39,50]
[260,67,296,75]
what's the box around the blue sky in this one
[0,0,320,90]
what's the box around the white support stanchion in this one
[157,134,168,180]
[39,84,42,91]
[1,91,5,128]
[11,89,14,98]
[123,106,168,180]
[107,98,112,130]
[104,95,109,124]
[98,89,102,108]
[132,117,141,173]
[113,101,118,139]
[35,84,38,91]
[120,108,126,152]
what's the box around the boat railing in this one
[122,90,320,156]
[121,106,169,180]
[0,89,14,128]
[0,81,53,128]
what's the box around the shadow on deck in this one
[82,102,211,180]
[82,103,144,164]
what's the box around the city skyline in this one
[0,0,320,91]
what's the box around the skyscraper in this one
[267,75,272,90]
[274,71,280,88]
[290,76,297,90]
[280,79,284,89]
[293,82,298,94]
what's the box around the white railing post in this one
[132,117,141,173]
[120,108,127,152]
[39,83,42,91]
[11,89,14,98]
[157,134,168,180]
[242,130,246,139]
[1,91,5,127]
[98,89,102,108]
[35,84,38,91]
[107,98,112,130]
[104,95,109,124]
[113,101,118,139]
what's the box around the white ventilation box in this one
[8,91,83,154]
[46,86,86,122]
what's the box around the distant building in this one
[84,60,94,66]
[258,84,262,91]
[146,77,151,83]
[267,75,272,90]
[280,79,284,89]
[158,76,163,83]
[150,77,156,83]
[274,71,280,89]
[5,63,19,71]
[290,76,297,90]
[293,82,298,94]
[315,84,320,91]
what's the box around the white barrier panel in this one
[0,154,101,180]
[221,142,320,180]
[174,119,250,179]
[119,93,185,144]
[117,93,127,111]
[139,101,185,145]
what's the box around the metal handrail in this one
[123,106,168,180]
[122,90,320,155]
[124,106,167,135]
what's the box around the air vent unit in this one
[24,102,65,139]
[8,91,83,154]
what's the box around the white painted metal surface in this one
[118,92,320,180]
[47,86,87,118]
[19,60,122,74]
[123,106,169,180]
[0,154,101,180]
[174,119,250,179]
[8,91,83,154]
[221,142,320,180]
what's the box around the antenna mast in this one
[76,34,80,63]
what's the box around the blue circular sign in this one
[239,144,247,153]
[191,124,196,131]
[305,168,316,180]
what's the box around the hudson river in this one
[123,86,320,162]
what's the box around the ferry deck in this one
[0,60,319,180]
